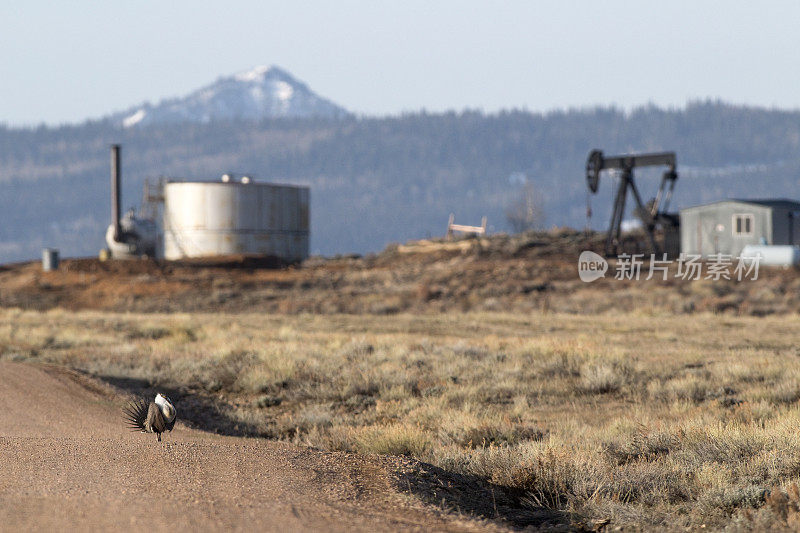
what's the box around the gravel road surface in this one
[0,361,483,532]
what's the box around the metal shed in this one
[680,199,800,257]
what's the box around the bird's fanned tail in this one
[123,398,150,432]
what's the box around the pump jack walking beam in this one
[586,150,678,256]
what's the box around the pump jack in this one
[586,150,678,256]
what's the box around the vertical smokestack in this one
[111,144,121,242]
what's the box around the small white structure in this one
[42,248,59,271]
[163,177,309,261]
[106,209,160,259]
[740,244,800,267]
[680,199,800,257]
[446,213,487,239]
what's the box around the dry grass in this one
[4,308,800,529]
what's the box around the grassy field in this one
[4,308,800,529]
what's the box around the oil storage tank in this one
[163,178,309,262]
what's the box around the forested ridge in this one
[2,101,800,261]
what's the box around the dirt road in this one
[0,361,482,532]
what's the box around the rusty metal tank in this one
[163,178,309,261]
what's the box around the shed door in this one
[697,212,720,257]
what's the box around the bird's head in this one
[154,393,176,422]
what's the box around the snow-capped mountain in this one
[113,65,349,128]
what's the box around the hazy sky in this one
[2,1,799,125]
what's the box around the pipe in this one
[111,144,121,242]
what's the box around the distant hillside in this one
[2,101,800,262]
[110,65,349,128]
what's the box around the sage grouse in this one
[124,393,177,442]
